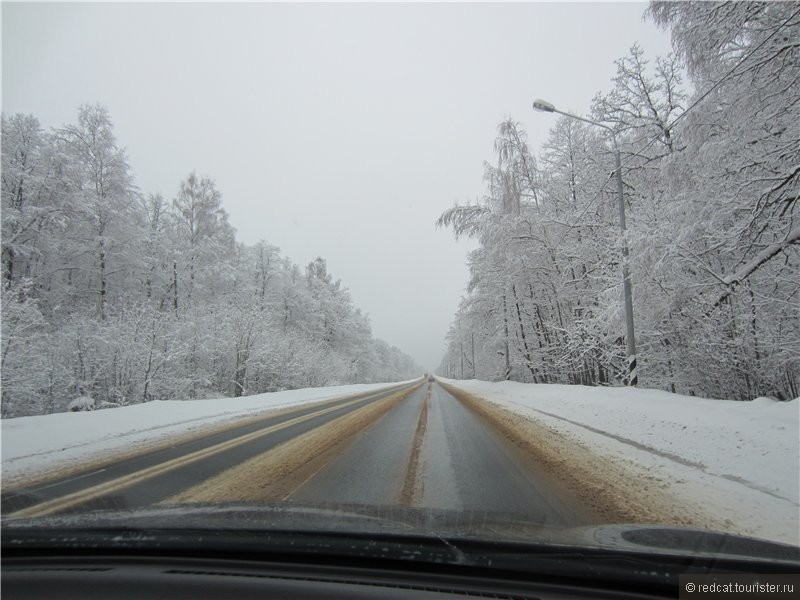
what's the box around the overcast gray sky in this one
[2,2,672,370]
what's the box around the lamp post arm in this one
[550,107,616,135]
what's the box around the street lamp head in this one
[532,99,556,113]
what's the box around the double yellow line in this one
[8,387,406,519]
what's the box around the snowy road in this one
[3,379,796,546]
[2,381,589,525]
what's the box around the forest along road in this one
[3,381,591,527]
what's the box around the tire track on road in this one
[400,385,429,506]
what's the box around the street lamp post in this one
[533,99,638,386]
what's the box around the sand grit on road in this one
[439,382,733,533]
[163,385,422,505]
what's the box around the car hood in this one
[4,501,798,564]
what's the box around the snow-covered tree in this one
[1,106,420,417]
[438,2,799,400]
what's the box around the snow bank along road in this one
[3,380,604,526]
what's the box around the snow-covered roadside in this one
[440,378,799,546]
[1,381,413,485]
